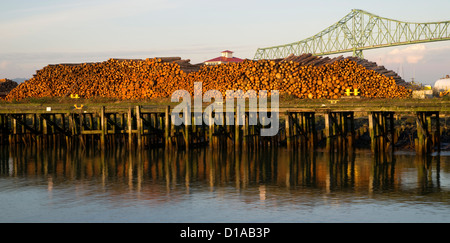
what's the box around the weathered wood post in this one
[285,112,291,150]
[0,115,4,145]
[79,113,85,149]
[308,112,316,150]
[160,113,164,145]
[243,112,248,150]
[42,115,48,148]
[378,113,384,154]
[8,116,13,145]
[165,106,170,148]
[100,106,106,150]
[62,113,69,148]
[349,113,355,150]
[416,112,425,154]
[436,112,441,153]
[426,114,432,152]
[220,113,224,148]
[368,113,375,153]
[235,105,240,150]
[136,105,142,149]
[415,111,440,154]
[208,111,214,149]
[68,114,74,148]
[50,114,56,146]
[389,112,395,153]
[184,103,190,151]
[127,106,132,149]
[325,112,331,151]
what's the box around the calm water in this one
[0,145,449,223]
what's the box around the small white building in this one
[204,50,244,65]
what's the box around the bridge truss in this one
[254,9,450,60]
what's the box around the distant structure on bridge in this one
[254,9,450,60]
[204,50,244,65]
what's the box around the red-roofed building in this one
[204,50,244,65]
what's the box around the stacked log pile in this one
[281,54,407,86]
[4,54,411,101]
[0,79,18,97]
[6,58,198,101]
[185,57,411,99]
[345,57,406,86]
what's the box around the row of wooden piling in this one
[284,110,444,154]
[0,106,447,154]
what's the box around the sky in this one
[1,0,450,85]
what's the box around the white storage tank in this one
[434,75,450,91]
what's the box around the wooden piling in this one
[284,113,290,150]
[368,113,375,153]
[324,113,331,151]
[0,104,446,154]
[184,103,190,151]
[165,106,170,148]
[235,105,240,149]
[243,113,248,150]
[100,106,106,149]
[208,111,214,148]
[42,115,48,147]
[127,107,133,148]
[136,106,142,148]
[436,112,441,152]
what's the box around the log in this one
[4,54,412,102]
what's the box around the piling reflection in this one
[415,154,441,194]
[371,152,397,192]
[324,150,356,192]
[0,145,448,199]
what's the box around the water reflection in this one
[0,145,448,199]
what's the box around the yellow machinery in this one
[345,88,360,96]
[439,89,450,97]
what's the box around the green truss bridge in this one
[254,9,450,60]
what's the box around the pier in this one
[0,100,449,154]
